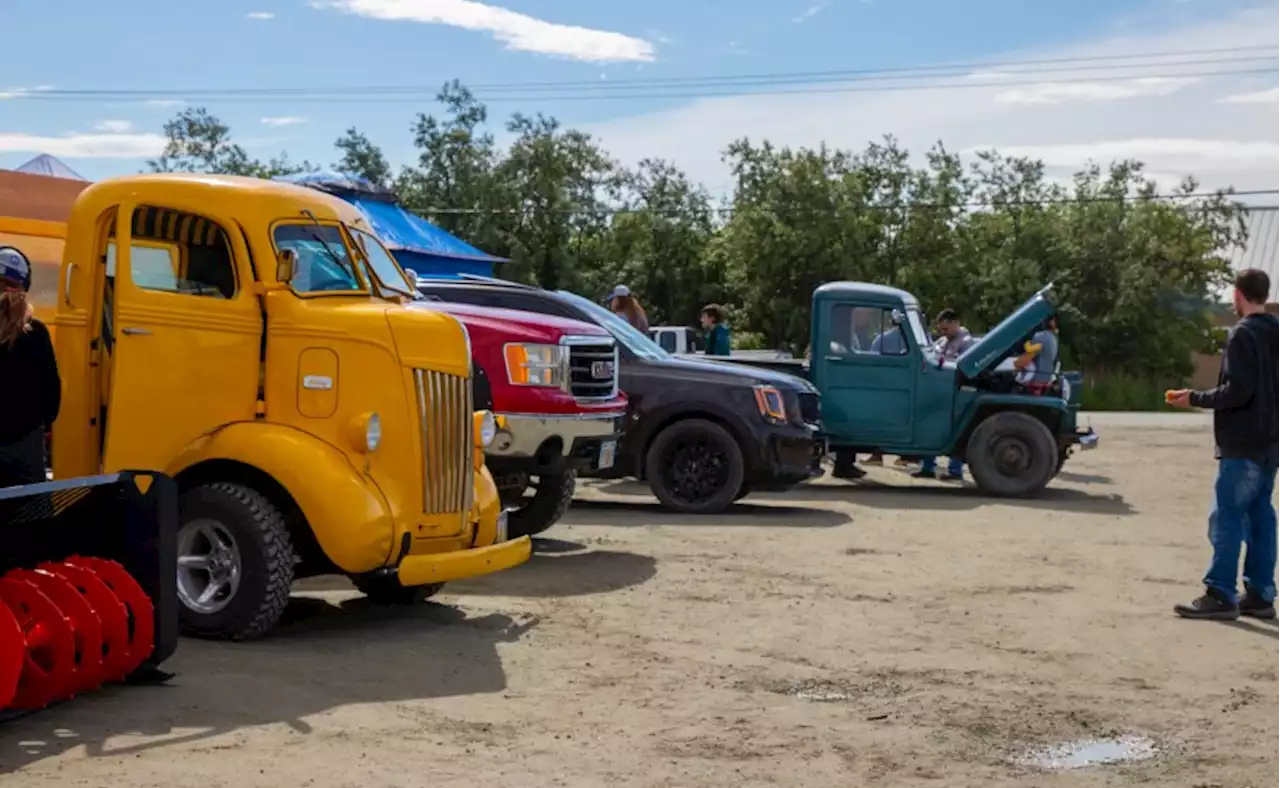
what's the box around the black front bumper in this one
[746,423,825,491]
[567,432,625,472]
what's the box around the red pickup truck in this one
[417,301,628,538]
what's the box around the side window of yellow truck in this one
[106,241,184,292]
[107,206,237,299]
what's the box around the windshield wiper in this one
[299,209,355,280]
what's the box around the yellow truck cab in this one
[43,173,530,640]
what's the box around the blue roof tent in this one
[276,171,505,279]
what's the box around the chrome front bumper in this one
[488,411,626,459]
[1076,428,1099,450]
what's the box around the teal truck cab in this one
[729,282,1097,497]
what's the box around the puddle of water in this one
[1011,735,1158,770]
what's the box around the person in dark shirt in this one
[1168,268,1279,620]
[700,304,732,356]
[0,247,61,487]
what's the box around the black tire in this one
[177,483,294,641]
[353,575,444,605]
[505,469,577,539]
[645,419,746,514]
[966,412,1058,498]
[734,484,752,502]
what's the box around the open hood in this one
[955,284,1056,378]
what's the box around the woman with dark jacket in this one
[0,247,60,487]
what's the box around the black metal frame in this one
[0,471,179,674]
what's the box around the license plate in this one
[598,440,617,470]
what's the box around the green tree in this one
[589,158,719,325]
[333,127,392,187]
[147,107,314,178]
[495,112,619,290]
[398,81,511,257]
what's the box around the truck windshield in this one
[906,308,931,348]
[350,228,414,297]
[273,224,364,293]
[556,290,670,361]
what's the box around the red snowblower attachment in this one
[0,472,178,716]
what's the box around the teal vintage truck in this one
[723,282,1098,497]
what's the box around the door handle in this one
[121,327,152,336]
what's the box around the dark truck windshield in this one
[556,290,670,361]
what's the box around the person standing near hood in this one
[0,247,61,487]
[1168,268,1279,621]
[916,308,975,481]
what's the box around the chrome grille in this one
[563,337,618,400]
[414,369,474,517]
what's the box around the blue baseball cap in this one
[0,247,31,291]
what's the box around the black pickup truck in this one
[417,278,825,514]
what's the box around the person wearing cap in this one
[607,285,649,333]
[0,247,61,487]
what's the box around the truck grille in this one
[414,369,474,517]
[564,338,618,400]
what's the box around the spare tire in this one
[966,412,1058,498]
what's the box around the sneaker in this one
[1240,590,1277,620]
[1174,590,1240,621]
[912,469,937,480]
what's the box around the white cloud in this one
[260,116,308,127]
[93,119,134,133]
[1218,86,1279,104]
[247,11,276,19]
[313,0,655,62]
[793,1,830,23]
[994,76,1199,106]
[583,6,1280,196]
[0,86,53,100]
[0,131,166,159]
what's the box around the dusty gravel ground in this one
[2,415,1276,788]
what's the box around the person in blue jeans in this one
[1168,268,1278,620]
[916,308,975,482]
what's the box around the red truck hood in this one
[414,300,608,343]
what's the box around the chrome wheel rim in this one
[176,518,242,615]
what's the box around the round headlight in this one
[366,412,382,452]
[476,410,498,448]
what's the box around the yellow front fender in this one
[471,462,502,547]
[167,422,399,574]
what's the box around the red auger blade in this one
[8,569,105,697]
[65,558,154,678]
[0,601,23,710]
[0,577,76,710]
[39,562,132,684]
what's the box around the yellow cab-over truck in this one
[16,173,531,640]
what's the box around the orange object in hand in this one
[1164,389,1177,403]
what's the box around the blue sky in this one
[1,0,1276,190]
